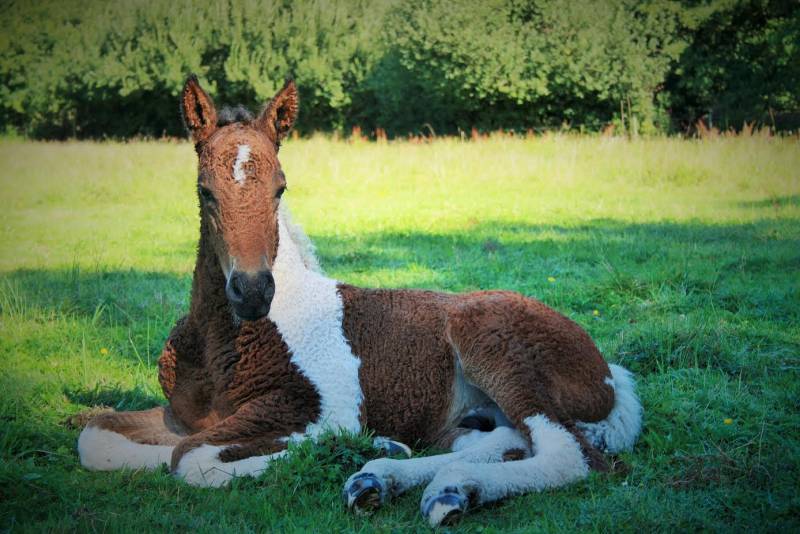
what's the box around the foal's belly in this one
[358,344,457,445]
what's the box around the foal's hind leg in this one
[420,415,588,526]
[416,295,614,526]
[78,406,186,471]
[343,426,529,513]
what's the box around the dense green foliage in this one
[0,0,798,137]
[1,136,799,530]
[369,0,687,135]
[665,0,800,130]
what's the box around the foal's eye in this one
[199,186,216,204]
[276,185,287,199]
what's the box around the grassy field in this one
[0,135,799,532]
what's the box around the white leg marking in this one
[372,436,412,458]
[174,444,286,488]
[346,426,527,499]
[421,415,588,522]
[426,497,464,527]
[269,206,363,436]
[232,144,251,185]
[451,429,492,452]
[577,364,643,453]
[78,425,173,471]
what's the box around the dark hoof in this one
[373,437,412,458]
[421,489,468,527]
[343,473,385,514]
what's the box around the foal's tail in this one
[577,364,643,454]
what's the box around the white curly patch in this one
[277,203,320,272]
[577,364,643,453]
[268,207,363,437]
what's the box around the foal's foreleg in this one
[78,406,186,471]
[171,396,306,487]
[343,426,529,513]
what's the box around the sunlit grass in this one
[0,135,798,531]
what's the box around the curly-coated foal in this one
[78,76,642,527]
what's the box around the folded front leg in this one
[78,406,187,471]
[171,394,311,487]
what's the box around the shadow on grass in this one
[738,194,800,209]
[0,267,192,326]
[63,383,164,412]
[2,218,797,320]
[2,217,798,381]
[315,218,800,283]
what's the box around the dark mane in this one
[218,105,254,126]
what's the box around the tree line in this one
[1,0,797,139]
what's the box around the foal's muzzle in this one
[225,269,275,321]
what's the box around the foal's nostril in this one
[259,271,275,295]
[233,275,246,299]
[226,272,246,303]
[225,269,275,320]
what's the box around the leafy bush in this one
[369,0,689,135]
[0,0,391,138]
[0,0,797,138]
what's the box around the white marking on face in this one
[232,144,251,185]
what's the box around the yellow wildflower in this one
[100,348,109,355]
[593,309,600,316]
[547,276,556,283]
[723,418,733,425]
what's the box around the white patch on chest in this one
[232,144,251,185]
[268,207,363,437]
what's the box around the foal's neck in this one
[188,217,230,324]
[188,207,323,328]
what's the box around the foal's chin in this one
[230,307,271,324]
[228,297,272,324]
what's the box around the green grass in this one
[1,134,799,532]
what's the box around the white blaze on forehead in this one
[232,144,251,185]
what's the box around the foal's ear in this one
[181,74,218,145]
[256,79,299,146]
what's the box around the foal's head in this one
[181,75,299,321]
